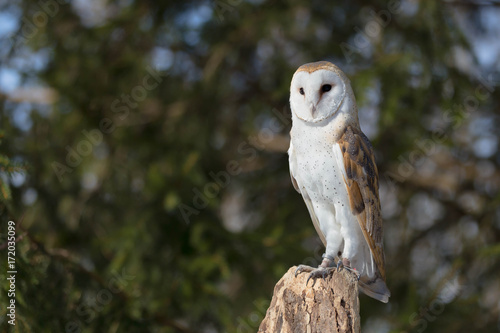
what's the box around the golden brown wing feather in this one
[337,125,386,280]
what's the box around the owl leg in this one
[294,254,337,287]
[339,221,363,280]
[295,203,342,286]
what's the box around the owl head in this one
[290,61,357,124]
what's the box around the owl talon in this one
[294,264,315,277]
[295,265,335,287]
[306,273,316,286]
[307,267,335,286]
[337,259,361,280]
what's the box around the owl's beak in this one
[308,95,319,118]
[310,105,317,118]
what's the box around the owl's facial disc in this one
[290,69,346,123]
[306,84,334,117]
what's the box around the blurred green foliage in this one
[1,0,499,332]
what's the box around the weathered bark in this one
[258,266,360,333]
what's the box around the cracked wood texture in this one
[258,266,360,333]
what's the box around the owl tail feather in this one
[358,276,391,303]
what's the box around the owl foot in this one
[294,264,314,277]
[336,258,360,280]
[294,265,336,287]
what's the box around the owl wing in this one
[333,125,386,281]
[288,141,327,246]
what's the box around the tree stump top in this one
[258,266,360,333]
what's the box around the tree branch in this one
[259,267,360,333]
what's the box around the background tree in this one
[0,0,499,332]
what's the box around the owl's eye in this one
[322,84,332,92]
[299,88,305,95]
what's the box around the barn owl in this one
[289,61,390,303]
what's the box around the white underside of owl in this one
[289,119,376,279]
[287,61,390,302]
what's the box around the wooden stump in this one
[258,266,360,333]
